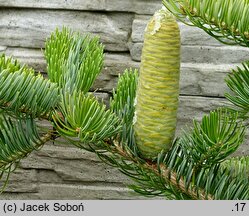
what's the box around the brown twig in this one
[112,141,214,200]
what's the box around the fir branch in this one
[0,54,59,118]
[0,54,22,73]
[221,156,249,180]
[225,61,249,120]
[92,140,215,200]
[44,27,104,94]
[0,116,55,192]
[62,35,104,94]
[0,117,54,169]
[162,141,249,200]
[44,27,73,83]
[110,69,138,151]
[179,109,245,171]
[163,0,249,46]
[52,90,122,145]
[158,162,214,200]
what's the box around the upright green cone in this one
[134,7,181,159]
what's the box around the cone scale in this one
[134,8,181,159]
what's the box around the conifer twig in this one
[112,141,214,200]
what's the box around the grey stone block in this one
[131,15,226,46]
[19,145,132,185]
[0,0,162,15]
[0,9,133,51]
[130,43,249,64]
[5,169,38,193]
[36,183,148,200]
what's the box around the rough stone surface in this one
[132,15,227,46]
[1,193,40,200]
[35,184,147,200]
[4,169,38,193]
[19,145,132,185]
[0,0,162,15]
[0,9,134,51]
[130,43,249,63]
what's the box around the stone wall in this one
[0,0,248,199]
